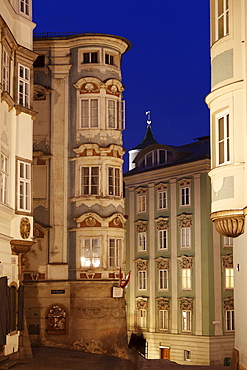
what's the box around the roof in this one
[132,124,158,150]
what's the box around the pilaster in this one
[170,178,178,334]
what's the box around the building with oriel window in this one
[0,0,36,359]
[124,120,234,365]
[23,33,131,357]
[206,1,247,369]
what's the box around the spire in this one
[133,111,158,150]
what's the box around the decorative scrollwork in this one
[135,258,148,271]
[155,257,170,270]
[177,213,193,228]
[157,297,170,310]
[136,298,148,310]
[178,255,193,269]
[155,217,169,230]
[222,254,233,269]
[179,297,193,311]
[20,217,30,239]
[223,297,234,311]
[135,220,148,233]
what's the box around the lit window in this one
[225,268,234,289]
[80,99,98,128]
[108,167,120,196]
[181,268,192,290]
[217,0,229,40]
[159,269,168,290]
[184,350,191,361]
[138,232,147,252]
[107,99,119,129]
[18,64,30,108]
[182,310,192,332]
[181,186,190,206]
[159,310,168,331]
[158,230,168,250]
[137,194,146,213]
[19,0,29,15]
[109,238,122,267]
[139,309,147,329]
[83,52,98,63]
[17,160,31,212]
[224,236,233,247]
[181,227,191,249]
[105,53,114,65]
[226,310,234,331]
[1,153,8,205]
[80,167,99,195]
[158,190,167,210]
[138,270,147,290]
[2,47,10,93]
[218,113,230,165]
[80,238,100,267]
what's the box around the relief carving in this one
[222,254,233,269]
[135,220,148,233]
[155,217,169,230]
[178,255,193,269]
[20,217,31,239]
[135,258,148,271]
[155,257,170,270]
[136,298,148,310]
[157,297,170,310]
[177,213,193,228]
[179,297,193,311]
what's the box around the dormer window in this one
[83,52,98,63]
[138,149,170,169]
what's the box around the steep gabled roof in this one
[133,124,158,150]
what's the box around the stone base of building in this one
[128,330,235,365]
[24,280,129,359]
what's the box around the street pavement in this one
[0,346,230,370]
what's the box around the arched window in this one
[46,305,66,335]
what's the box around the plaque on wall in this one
[112,287,123,298]
[51,290,65,294]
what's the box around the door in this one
[160,347,170,359]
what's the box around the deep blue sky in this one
[33,1,211,172]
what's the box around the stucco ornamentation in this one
[136,297,148,310]
[155,257,170,270]
[157,297,170,310]
[222,254,233,269]
[155,217,169,230]
[85,217,96,226]
[177,255,193,269]
[179,297,193,311]
[135,258,148,271]
[177,213,193,228]
[223,297,234,311]
[135,220,148,233]
[20,217,31,239]
[210,210,245,237]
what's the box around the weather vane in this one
[146,111,151,125]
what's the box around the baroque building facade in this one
[124,123,234,365]
[0,0,36,358]
[23,33,131,356]
[206,1,247,369]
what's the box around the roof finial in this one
[146,111,151,125]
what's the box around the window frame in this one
[159,309,169,331]
[2,47,10,93]
[108,238,122,268]
[1,152,8,205]
[139,308,147,329]
[19,0,30,16]
[80,237,101,268]
[224,236,233,248]
[181,227,191,249]
[17,160,31,212]
[217,111,230,165]
[159,269,168,291]
[180,186,190,207]
[137,232,147,252]
[138,270,147,290]
[181,268,192,291]
[181,310,192,332]
[80,166,99,196]
[137,194,146,213]
[107,99,119,129]
[80,98,99,128]
[108,166,120,197]
[158,229,168,251]
[216,0,229,40]
[18,64,30,108]
[226,309,234,331]
[158,189,167,210]
[225,267,234,289]
[83,51,99,63]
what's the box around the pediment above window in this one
[156,297,170,310]
[135,258,148,271]
[179,297,193,311]
[177,213,193,228]
[155,217,169,230]
[136,297,148,309]
[155,257,170,270]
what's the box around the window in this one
[138,149,169,169]
[80,167,99,195]
[17,161,31,212]
[225,268,234,289]
[20,0,30,15]
[184,350,191,361]
[107,99,119,129]
[158,190,167,210]
[181,227,191,249]
[138,232,147,252]
[139,309,147,329]
[1,153,8,205]
[181,186,190,206]
[138,194,146,213]
[83,52,98,63]
[226,310,234,331]
[18,64,30,108]
[80,238,100,267]
[182,310,192,332]
[217,0,229,40]
[80,99,98,128]
[138,271,147,290]
[2,47,10,92]
[218,113,229,165]
[159,310,168,330]
[182,268,192,290]
[105,53,114,65]
[109,238,122,267]
[224,236,233,247]
[159,269,168,290]
[108,167,120,196]
[158,229,168,250]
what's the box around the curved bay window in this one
[47,305,66,335]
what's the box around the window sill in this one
[15,105,37,119]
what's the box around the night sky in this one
[33,0,211,172]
